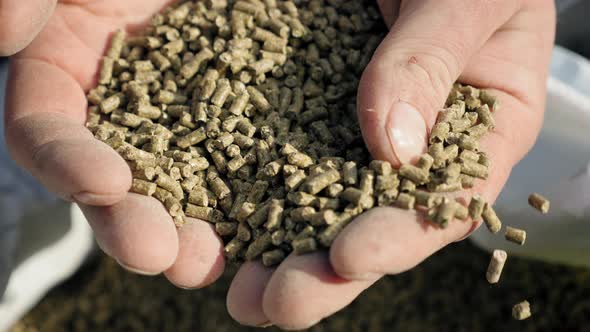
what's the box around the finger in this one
[5,59,132,205]
[227,262,274,327]
[262,252,377,330]
[164,219,225,289]
[79,193,179,275]
[331,93,522,280]
[0,0,57,55]
[357,0,522,165]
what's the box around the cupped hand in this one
[3,0,556,330]
[232,0,556,329]
[4,0,225,290]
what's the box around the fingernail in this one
[73,191,123,206]
[386,102,428,164]
[170,280,200,290]
[256,321,273,328]
[338,271,382,281]
[116,260,160,276]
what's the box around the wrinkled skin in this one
[1,0,555,329]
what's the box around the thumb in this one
[0,0,57,56]
[357,0,521,165]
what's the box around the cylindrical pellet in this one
[476,104,495,129]
[106,29,126,59]
[460,160,488,179]
[341,161,358,185]
[236,202,256,222]
[505,226,526,245]
[301,169,341,195]
[468,195,486,221]
[317,212,353,247]
[375,174,399,192]
[339,188,373,209]
[262,249,285,267]
[208,176,231,200]
[245,231,272,260]
[99,57,115,85]
[486,249,507,284]
[429,122,450,144]
[185,204,224,223]
[512,301,531,320]
[211,78,232,107]
[358,169,375,195]
[100,93,126,114]
[292,237,318,255]
[528,193,550,214]
[216,222,238,236]
[285,170,306,191]
[413,190,438,209]
[224,237,246,260]
[287,191,316,206]
[395,193,415,210]
[435,199,457,228]
[287,151,313,168]
[247,201,270,228]
[176,127,207,148]
[368,160,392,175]
[130,179,156,196]
[228,93,250,116]
[399,165,429,185]
[189,187,209,207]
[164,196,183,217]
[482,204,502,234]
[417,154,435,171]
[290,206,316,223]
[265,199,284,231]
[246,86,272,113]
[180,48,214,79]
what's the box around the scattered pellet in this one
[505,226,526,245]
[512,301,532,320]
[482,204,502,234]
[486,249,507,284]
[528,193,550,214]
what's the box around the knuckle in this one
[402,41,463,103]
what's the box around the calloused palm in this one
[4,0,556,330]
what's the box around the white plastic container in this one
[470,46,590,268]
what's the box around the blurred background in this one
[2,1,590,331]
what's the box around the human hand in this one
[3,0,556,330]
[0,0,57,56]
[4,0,225,290]
[227,0,556,329]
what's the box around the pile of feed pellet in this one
[87,0,497,265]
[85,0,551,321]
[12,242,590,332]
